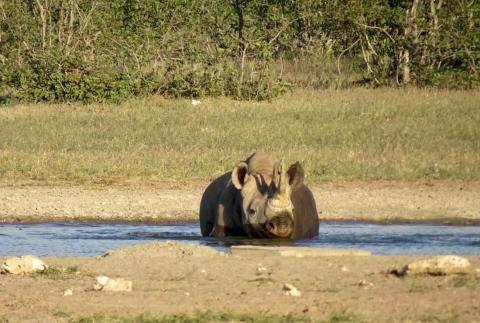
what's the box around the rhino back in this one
[291,185,319,239]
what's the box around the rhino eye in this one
[247,208,256,217]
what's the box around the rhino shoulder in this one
[291,184,319,239]
[199,172,231,236]
[199,172,244,237]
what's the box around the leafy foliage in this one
[0,0,478,103]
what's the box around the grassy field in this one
[0,89,479,185]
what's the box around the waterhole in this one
[0,222,478,257]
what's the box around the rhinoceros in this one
[199,152,319,239]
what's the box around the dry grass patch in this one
[0,89,479,185]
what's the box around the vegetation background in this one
[1,0,479,102]
[1,89,479,184]
[0,1,479,184]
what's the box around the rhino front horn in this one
[269,160,292,211]
[273,160,288,195]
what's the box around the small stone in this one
[93,284,103,291]
[340,266,349,272]
[191,99,201,106]
[185,292,191,296]
[63,289,73,296]
[200,269,206,274]
[283,283,301,297]
[257,266,268,273]
[357,280,374,288]
[2,256,48,275]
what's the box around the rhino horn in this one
[269,160,292,211]
[273,160,287,194]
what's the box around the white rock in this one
[257,266,268,273]
[63,289,73,296]
[2,256,48,275]
[30,257,47,271]
[283,283,301,297]
[94,276,132,292]
[393,255,472,276]
[191,99,201,106]
[406,256,471,275]
[104,278,132,292]
[95,275,110,286]
[341,266,349,272]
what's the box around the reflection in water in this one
[0,222,479,257]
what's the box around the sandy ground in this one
[0,242,479,322]
[1,181,479,224]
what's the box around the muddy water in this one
[0,222,479,257]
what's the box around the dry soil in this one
[0,181,479,224]
[0,242,479,322]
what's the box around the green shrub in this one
[0,0,478,103]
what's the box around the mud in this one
[0,242,479,322]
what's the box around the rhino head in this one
[232,158,304,238]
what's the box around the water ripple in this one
[0,222,479,257]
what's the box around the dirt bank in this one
[1,181,479,224]
[1,242,479,322]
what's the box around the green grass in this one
[71,312,311,323]
[70,311,366,323]
[1,88,479,185]
[328,310,363,323]
[452,276,468,288]
[415,312,460,323]
[34,266,80,280]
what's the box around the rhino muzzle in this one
[266,214,294,238]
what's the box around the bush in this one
[0,0,478,103]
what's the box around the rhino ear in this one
[232,162,249,190]
[287,162,304,190]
